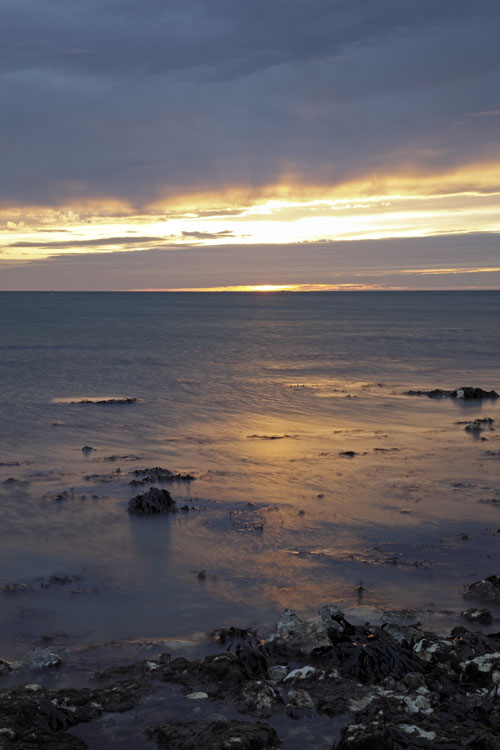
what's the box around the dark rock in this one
[128,487,176,515]
[2,477,29,487]
[130,466,195,483]
[211,626,258,646]
[339,451,357,458]
[0,659,12,675]
[81,446,94,455]
[463,417,495,436]
[146,720,280,750]
[1,583,31,593]
[70,397,137,405]
[160,646,269,695]
[0,676,154,750]
[464,575,500,604]
[461,608,494,625]
[405,386,499,400]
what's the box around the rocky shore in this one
[2,592,500,749]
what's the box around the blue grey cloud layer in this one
[2,0,500,205]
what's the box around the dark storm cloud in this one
[1,1,500,205]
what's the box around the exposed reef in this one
[405,386,499,400]
[129,467,195,484]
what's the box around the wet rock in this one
[2,477,29,487]
[128,487,177,515]
[0,675,155,749]
[286,687,314,709]
[146,720,280,750]
[160,647,269,696]
[461,608,494,625]
[186,691,208,699]
[1,583,32,593]
[405,386,499,399]
[463,417,495,436]
[211,626,258,647]
[339,451,357,458]
[29,647,63,670]
[464,576,500,604]
[81,446,94,455]
[0,660,12,676]
[267,604,348,656]
[268,665,288,683]
[130,466,195,483]
[84,471,120,483]
[231,680,280,717]
[70,397,137,405]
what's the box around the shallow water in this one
[1,291,500,672]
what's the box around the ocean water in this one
[1,290,500,673]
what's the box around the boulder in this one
[128,487,176,515]
[464,576,500,604]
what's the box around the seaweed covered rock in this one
[128,487,176,515]
[146,720,280,750]
[130,467,195,484]
[159,646,269,696]
[405,387,499,400]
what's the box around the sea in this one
[1,291,500,688]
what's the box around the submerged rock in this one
[70,397,137,405]
[405,386,499,399]
[464,417,495,436]
[128,487,177,515]
[146,720,280,750]
[130,466,195,484]
[464,575,500,604]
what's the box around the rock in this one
[186,692,209,700]
[2,477,29,487]
[233,680,280,717]
[456,387,499,400]
[29,647,63,670]
[1,583,31,593]
[71,397,137,405]
[286,687,314,709]
[461,608,494,625]
[0,660,12,676]
[81,446,94,455]
[464,575,500,604]
[464,417,495,435]
[268,665,288,683]
[339,451,357,458]
[128,487,177,515]
[267,604,347,656]
[130,467,195,483]
[284,666,317,682]
[405,386,499,399]
[145,720,281,750]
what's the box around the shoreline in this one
[2,595,500,749]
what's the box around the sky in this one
[1,0,500,291]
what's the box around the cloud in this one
[1,233,499,291]
[0,1,499,207]
[7,235,167,249]
[181,230,237,239]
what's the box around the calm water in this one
[1,291,500,669]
